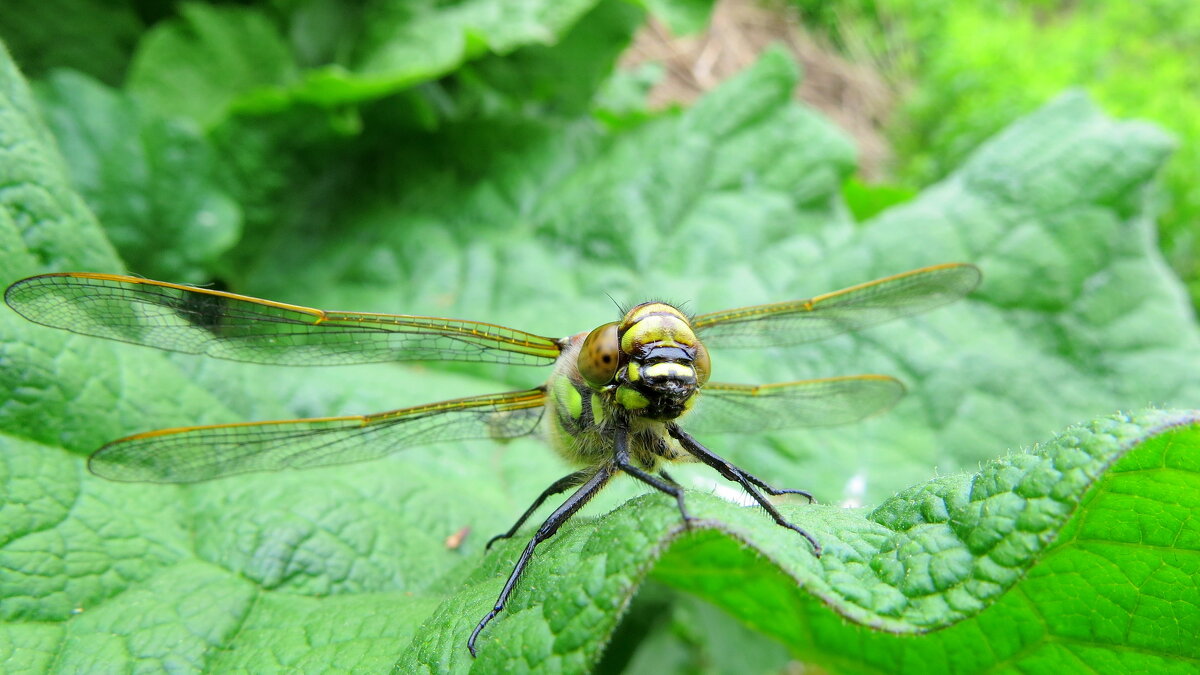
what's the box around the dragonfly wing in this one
[5,273,561,366]
[89,388,547,482]
[693,263,980,349]
[683,375,905,435]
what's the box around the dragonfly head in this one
[578,302,710,421]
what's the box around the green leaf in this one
[0,44,120,275]
[127,3,300,128]
[442,0,646,120]
[849,0,1200,310]
[126,0,610,127]
[3,38,1200,675]
[294,0,603,109]
[594,583,793,673]
[842,177,916,222]
[637,0,717,36]
[422,409,1200,671]
[34,69,241,283]
[657,409,1200,672]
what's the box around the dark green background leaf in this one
[126,0,621,127]
[35,70,241,283]
[0,0,142,86]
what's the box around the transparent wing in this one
[683,375,905,434]
[89,388,547,483]
[5,273,561,366]
[693,263,980,349]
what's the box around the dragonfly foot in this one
[773,487,816,503]
[468,609,497,658]
[780,521,822,556]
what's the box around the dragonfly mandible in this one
[4,262,981,656]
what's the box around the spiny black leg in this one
[614,428,694,525]
[485,469,591,551]
[738,469,815,503]
[658,469,681,487]
[665,439,812,502]
[667,424,810,501]
[667,424,822,556]
[468,465,613,657]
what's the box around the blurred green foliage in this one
[796,0,1200,304]
[1,0,1199,672]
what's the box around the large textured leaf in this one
[414,409,1200,671]
[236,49,1200,504]
[2,33,1199,675]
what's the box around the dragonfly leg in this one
[468,465,613,657]
[737,470,815,503]
[667,424,822,556]
[614,428,695,525]
[666,432,812,501]
[485,469,593,551]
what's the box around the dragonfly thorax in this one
[577,302,711,422]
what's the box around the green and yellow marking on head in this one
[642,362,692,381]
[615,386,650,411]
[618,303,697,356]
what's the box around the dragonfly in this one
[4,262,980,656]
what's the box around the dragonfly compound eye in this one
[578,321,620,387]
[692,342,711,385]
